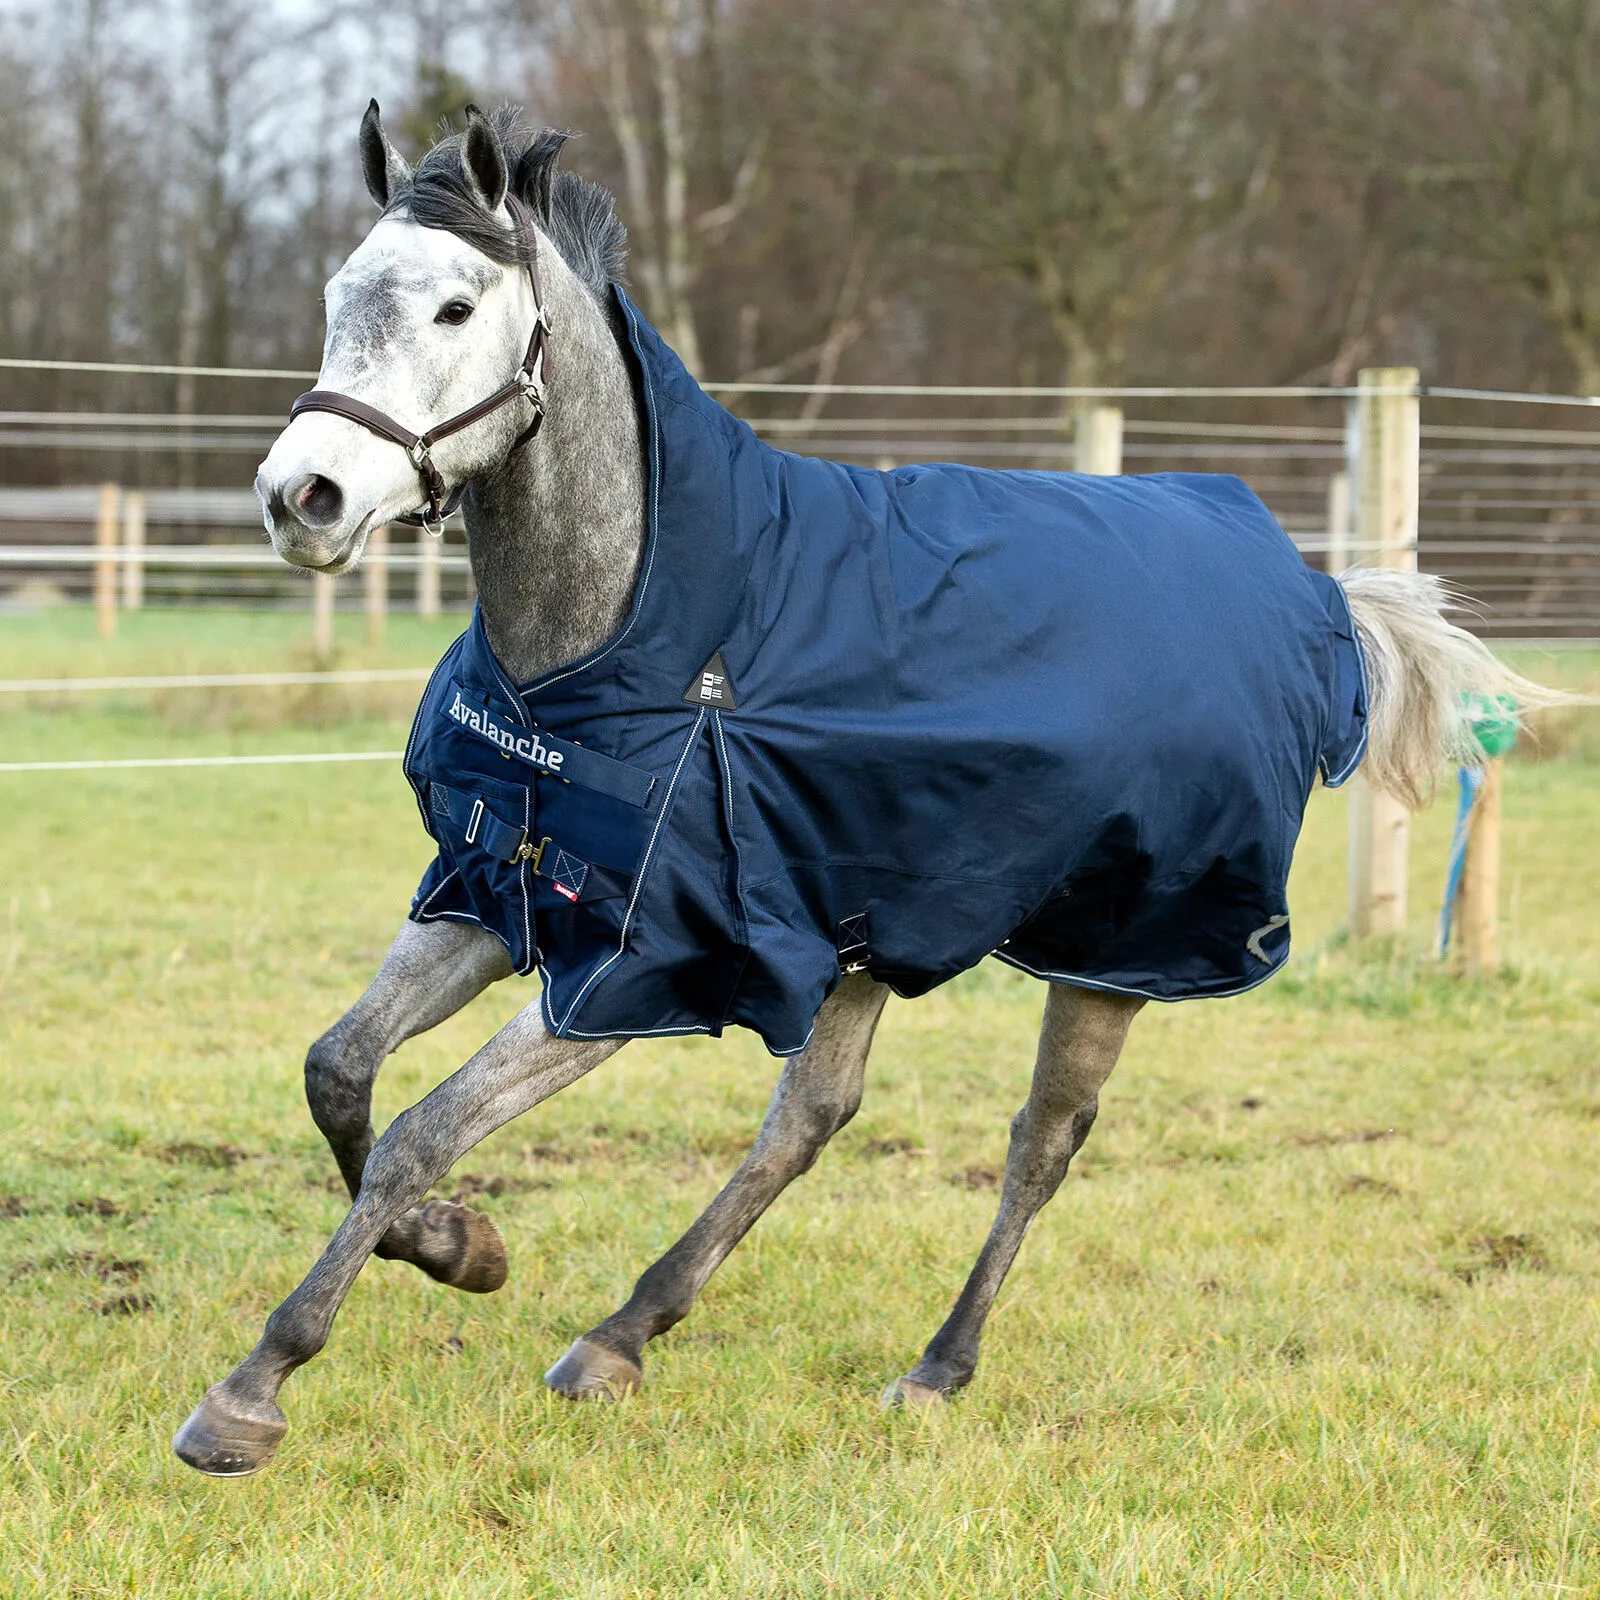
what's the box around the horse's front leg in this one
[546,973,889,1399]
[305,918,513,1293]
[173,1006,621,1477]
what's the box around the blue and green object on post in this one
[1438,694,1517,953]
[1464,692,1518,759]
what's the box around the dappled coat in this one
[403,291,1369,1056]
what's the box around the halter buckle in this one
[517,349,548,409]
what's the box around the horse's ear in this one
[512,128,569,219]
[359,100,411,209]
[461,104,509,212]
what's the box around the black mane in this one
[388,105,628,303]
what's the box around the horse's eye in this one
[435,299,475,326]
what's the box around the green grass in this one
[2,611,1599,1596]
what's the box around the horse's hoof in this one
[414,1200,508,1294]
[881,1374,948,1412]
[172,1385,288,1477]
[545,1337,642,1401]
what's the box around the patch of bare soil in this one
[860,1137,921,1158]
[9,1251,144,1283]
[156,1142,254,1168]
[64,1196,122,1218]
[1453,1232,1550,1283]
[1290,1128,1397,1148]
[444,1173,551,1202]
[951,1166,1001,1190]
[1338,1174,1405,1198]
[0,1195,25,1218]
[1041,1414,1089,1439]
[96,1292,156,1315]
[522,1143,578,1166]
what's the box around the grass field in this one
[1,608,1598,1597]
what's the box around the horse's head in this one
[256,103,550,572]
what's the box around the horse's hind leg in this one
[883,984,1142,1408]
[546,973,890,1399]
[304,918,513,1293]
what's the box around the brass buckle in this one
[514,834,550,873]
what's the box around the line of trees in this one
[6,0,1600,411]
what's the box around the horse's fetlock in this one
[262,1306,325,1369]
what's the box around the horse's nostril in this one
[283,471,344,529]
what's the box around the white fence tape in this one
[0,669,432,693]
[0,544,468,569]
[0,750,402,773]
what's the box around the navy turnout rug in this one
[403,290,1369,1055]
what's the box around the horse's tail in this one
[1337,568,1572,810]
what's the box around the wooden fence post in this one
[1456,759,1503,973]
[1325,470,1350,574]
[95,483,121,638]
[417,529,441,618]
[1074,406,1124,476]
[121,490,146,611]
[312,572,335,665]
[365,523,388,646]
[1347,367,1420,940]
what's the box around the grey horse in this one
[174,104,1537,1476]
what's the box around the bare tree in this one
[536,0,763,375]
[1415,0,1600,392]
[929,0,1265,389]
[1211,0,1439,386]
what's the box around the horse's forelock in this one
[381,105,628,303]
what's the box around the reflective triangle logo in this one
[682,650,738,711]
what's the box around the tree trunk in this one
[645,0,704,375]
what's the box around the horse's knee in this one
[356,1106,444,1207]
[303,1025,375,1142]
[1005,1091,1098,1190]
[783,1077,862,1172]
[829,1075,865,1134]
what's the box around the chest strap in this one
[444,683,656,809]
[431,782,532,864]
[428,782,633,893]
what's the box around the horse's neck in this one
[464,251,646,686]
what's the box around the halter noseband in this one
[288,194,552,537]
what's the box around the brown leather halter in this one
[288,194,552,536]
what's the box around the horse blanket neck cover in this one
[404,289,1369,1056]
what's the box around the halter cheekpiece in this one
[289,193,552,536]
